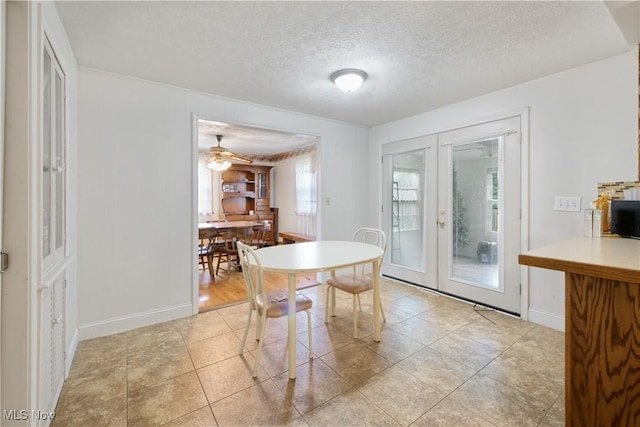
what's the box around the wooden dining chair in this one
[236,241,314,377]
[216,228,252,276]
[324,228,387,338]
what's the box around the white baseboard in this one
[528,308,565,332]
[78,303,193,341]
[66,328,79,376]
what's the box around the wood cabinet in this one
[221,165,278,245]
[519,237,640,426]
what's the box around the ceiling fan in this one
[206,134,253,171]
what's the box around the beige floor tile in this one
[320,342,391,385]
[127,371,208,426]
[302,388,399,426]
[249,337,313,377]
[482,310,536,335]
[211,379,300,426]
[186,331,242,369]
[197,354,267,403]
[52,395,127,427]
[538,405,565,427]
[453,317,529,351]
[127,341,195,391]
[176,310,233,343]
[159,406,216,427]
[54,281,565,427]
[272,358,352,414]
[55,363,126,415]
[288,417,310,426]
[362,328,425,363]
[217,302,253,330]
[448,374,548,427]
[480,351,564,406]
[236,320,291,352]
[506,325,565,366]
[328,311,387,338]
[397,347,476,395]
[386,293,439,316]
[417,304,481,331]
[126,322,185,355]
[391,317,450,346]
[70,333,127,374]
[297,323,353,356]
[357,366,444,425]
[429,332,502,370]
[412,397,496,427]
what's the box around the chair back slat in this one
[352,228,387,276]
[236,241,266,309]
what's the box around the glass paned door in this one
[42,36,66,272]
[438,116,521,315]
[382,135,437,288]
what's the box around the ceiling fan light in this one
[331,69,367,93]
[207,156,231,171]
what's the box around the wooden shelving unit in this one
[221,165,278,245]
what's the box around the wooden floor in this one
[198,260,320,312]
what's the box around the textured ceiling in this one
[55,1,630,151]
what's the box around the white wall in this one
[370,52,638,330]
[77,69,369,339]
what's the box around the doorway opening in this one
[193,118,321,312]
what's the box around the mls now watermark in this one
[3,409,55,421]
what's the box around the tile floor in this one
[53,280,565,426]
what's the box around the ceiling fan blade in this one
[226,153,253,164]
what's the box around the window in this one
[392,169,421,231]
[198,156,213,215]
[295,153,317,237]
[42,36,66,271]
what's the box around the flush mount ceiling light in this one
[330,68,367,93]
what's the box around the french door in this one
[382,135,438,288]
[382,116,522,315]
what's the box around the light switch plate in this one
[554,196,581,212]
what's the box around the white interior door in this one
[382,135,437,288]
[437,117,521,314]
[381,116,522,315]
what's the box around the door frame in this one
[380,108,530,319]
[189,113,324,314]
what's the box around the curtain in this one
[198,156,213,215]
[295,153,317,237]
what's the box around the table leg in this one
[373,258,381,342]
[288,272,297,379]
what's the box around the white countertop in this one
[519,236,640,282]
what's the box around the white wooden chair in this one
[236,241,313,377]
[325,228,387,338]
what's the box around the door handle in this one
[437,220,445,227]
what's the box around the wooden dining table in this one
[198,221,264,275]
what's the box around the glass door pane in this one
[450,138,499,289]
[390,151,424,270]
[43,48,52,258]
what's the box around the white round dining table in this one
[254,240,384,379]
